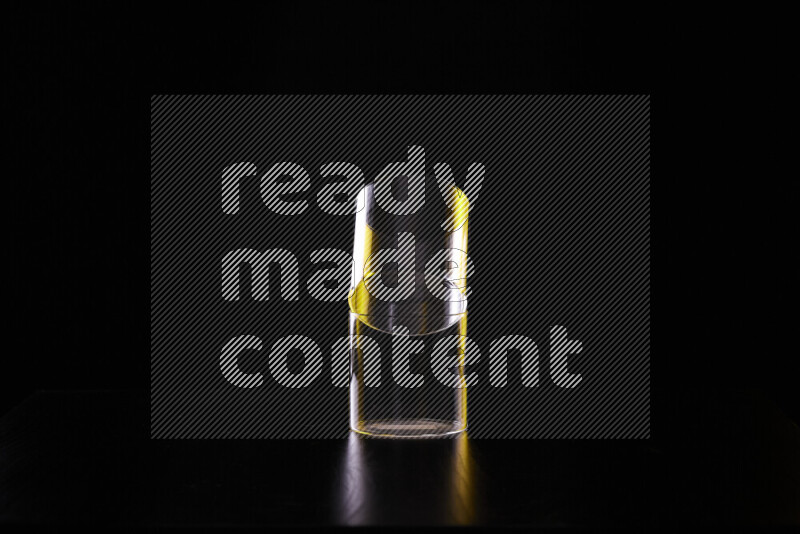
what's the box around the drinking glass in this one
[348,177,471,438]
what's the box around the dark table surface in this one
[0,390,798,528]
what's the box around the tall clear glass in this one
[348,178,470,438]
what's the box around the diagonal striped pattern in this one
[363,232,416,302]
[374,146,427,215]
[151,95,650,439]
[435,161,484,233]
[489,335,540,388]
[390,326,425,388]
[307,248,353,302]
[221,248,300,301]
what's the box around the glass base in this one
[351,419,466,439]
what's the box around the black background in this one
[5,0,798,528]
[150,94,650,439]
[7,2,661,415]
